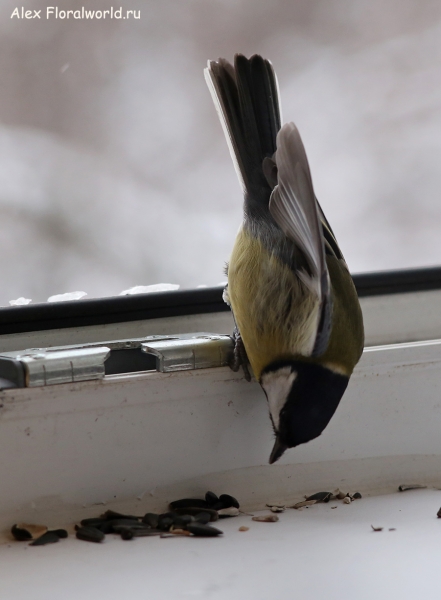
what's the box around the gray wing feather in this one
[269,123,332,356]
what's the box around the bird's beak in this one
[269,437,288,464]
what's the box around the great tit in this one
[205,54,364,464]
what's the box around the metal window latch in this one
[0,333,233,389]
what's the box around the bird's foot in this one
[229,327,251,382]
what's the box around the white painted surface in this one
[2,339,441,533]
[2,288,441,352]
[2,490,441,600]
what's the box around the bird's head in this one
[260,360,349,464]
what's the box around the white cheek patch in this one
[261,367,297,431]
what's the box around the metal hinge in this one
[0,333,233,389]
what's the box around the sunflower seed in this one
[336,491,347,500]
[218,494,240,509]
[142,513,159,528]
[186,523,223,537]
[252,515,279,522]
[205,491,219,506]
[194,511,213,524]
[353,492,362,499]
[11,525,32,541]
[101,510,140,520]
[343,497,352,504]
[173,507,219,521]
[52,529,68,539]
[30,531,60,546]
[157,517,174,531]
[437,507,441,518]
[371,525,383,532]
[76,526,105,543]
[169,498,209,510]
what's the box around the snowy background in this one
[0,0,440,305]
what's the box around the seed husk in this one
[173,515,195,528]
[169,498,210,510]
[11,523,47,541]
[343,497,352,504]
[252,515,279,522]
[305,491,332,503]
[173,507,219,521]
[76,526,105,543]
[353,492,362,499]
[398,484,427,492]
[217,507,240,518]
[238,526,249,532]
[170,528,191,536]
[291,500,317,509]
[30,531,60,546]
[218,494,240,509]
[269,506,285,513]
[186,522,223,537]
[371,525,383,532]
[205,491,219,506]
[336,491,347,500]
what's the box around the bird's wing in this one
[269,123,332,356]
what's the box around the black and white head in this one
[260,360,349,464]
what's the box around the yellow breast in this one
[228,227,320,379]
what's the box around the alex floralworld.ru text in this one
[11,7,141,19]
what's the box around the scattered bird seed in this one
[173,507,219,521]
[101,510,140,520]
[398,484,427,492]
[169,498,209,510]
[217,507,240,518]
[343,497,352,504]
[238,526,249,532]
[186,523,223,537]
[30,531,60,546]
[336,491,347,500]
[291,500,317,509]
[353,492,362,499]
[252,515,279,522]
[371,525,383,532]
[11,523,47,541]
[157,517,174,532]
[437,507,441,519]
[331,506,337,509]
[143,513,159,528]
[120,528,134,540]
[305,491,332,503]
[193,511,212,525]
[76,526,105,543]
[269,506,285,513]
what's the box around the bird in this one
[204,54,364,464]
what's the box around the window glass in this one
[1,0,440,305]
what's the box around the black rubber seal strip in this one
[0,266,440,335]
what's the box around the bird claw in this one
[229,327,251,381]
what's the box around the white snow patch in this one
[47,291,87,302]
[119,284,180,295]
[9,297,32,306]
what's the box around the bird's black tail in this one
[205,54,281,199]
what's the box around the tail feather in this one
[205,54,281,198]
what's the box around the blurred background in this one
[0,0,440,305]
